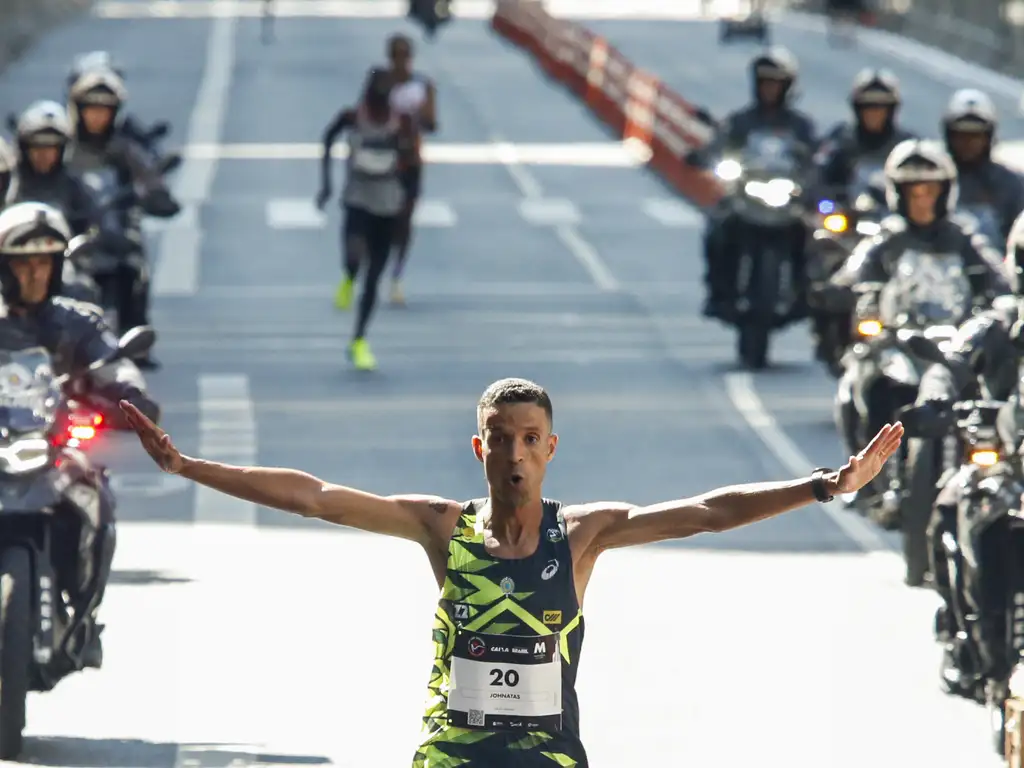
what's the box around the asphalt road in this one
[0,3,1008,766]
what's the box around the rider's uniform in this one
[412,498,589,767]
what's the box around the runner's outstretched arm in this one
[118,401,458,544]
[571,422,903,553]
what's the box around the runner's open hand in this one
[119,400,184,474]
[836,422,904,493]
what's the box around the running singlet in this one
[412,499,588,767]
[343,105,404,217]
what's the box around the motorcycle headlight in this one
[855,221,881,236]
[744,178,796,208]
[715,159,742,181]
[822,213,848,233]
[970,448,1000,467]
[0,435,50,475]
[857,319,882,337]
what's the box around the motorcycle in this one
[898,346,1024,758]
[837,257,975,527]
[712,141,810,369]
[808,186,886,377]
[0,325,153,757]
[0,325,154,759]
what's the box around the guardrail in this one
[490,0,723,208]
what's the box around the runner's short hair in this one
[388,33,413,57]
[477,378,553,430]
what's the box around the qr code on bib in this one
[468,709,485,727]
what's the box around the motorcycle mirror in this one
[903,334,944,364]
[115,325,156,361]
[156,153,182,176]
[64,234,95,262]
[149,121,170,140]
[5,114,15,133]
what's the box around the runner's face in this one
[390,42,412,75]
[473,403,557,506]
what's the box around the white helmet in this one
[883,138,958,214]
[944,88,997,133]
[15,101,72,146]
[0,136,15,175]
[752,46,798,80]
[851,68,900,107]
[0,203,71,256]
[68,67,127,107]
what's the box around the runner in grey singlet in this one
[343,108,405,218]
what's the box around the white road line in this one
[642,197,703,227]
[177,141,646,166]
[266,198,326,229]
[153,2,237,297]
[412,199,457,227]
[95,0,719,20]
[194,374,257,525]
[723,371,898,556]
[518,198,581,226]
[490,134,620,291]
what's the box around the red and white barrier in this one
[490,0,723,208]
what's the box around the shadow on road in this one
[109,569,193,586]
[18,737,332,767]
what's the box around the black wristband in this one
[810,468,836,503]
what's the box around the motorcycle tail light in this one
[970,449,1000,466]
[857,319,882,337]
[823,213,848,233]
[69,425,96,442]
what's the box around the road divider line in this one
[195,374,257,525]
[153,1,236,297]
[724,372,897,556]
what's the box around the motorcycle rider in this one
[0,201,160,666]
[943,88,1024,244]
[66,51,176,165]
[65,66,180,369]
[909,211,1024,685]
[832,139,1009,551]
[701,47,817,321]
[815,69,914,203]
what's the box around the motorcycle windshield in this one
[957,204,1002,244]
[741,130,799,178]
[0,347,60,434]
[878,249,973,328]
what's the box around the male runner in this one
[119,378,902,767]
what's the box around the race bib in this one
[447,629,561,731]
[351,147,397,176]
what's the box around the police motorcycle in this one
[712,133,812,369]
[0,325,154,759]
[808,167,888,376]
[67,169,146,330]
[897,340,1024,759]
[838,262,973,528]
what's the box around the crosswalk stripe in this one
[642,197,704,227]
[518,198,581,225]
[266,198,326,229]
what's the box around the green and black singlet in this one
[412,498,588,767]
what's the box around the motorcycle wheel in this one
[738,324,770,370]
[736,243,780,371]
[901,438,938,584]
[0,548,32,760]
